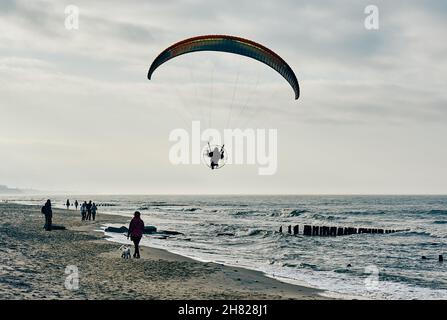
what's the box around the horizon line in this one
[2,192,447,197]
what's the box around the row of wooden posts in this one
[279,225,407,236]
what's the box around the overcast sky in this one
[1,0,446,194]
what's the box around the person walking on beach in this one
[91,202,98,221]
[41,200,53,231]
[66,199,70,210]
[74,200,78,210]
[80,201,87,221]
[86,200,93,220]
[127,211,144,259]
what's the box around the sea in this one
[2,194,446,300]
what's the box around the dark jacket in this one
[128,217,145,238]
[41,204,52,217]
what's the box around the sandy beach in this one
[0,202,327,300]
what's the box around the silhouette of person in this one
[127,211,145,259]
[80,201,87,221]
[91,203,98,221]
[41,200,53,231]
[86,200,92,220]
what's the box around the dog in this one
[119,245,131,259]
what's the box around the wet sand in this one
[0,202,329,300]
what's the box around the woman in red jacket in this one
[127,211,145,258]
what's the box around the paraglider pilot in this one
[207,144,225,170]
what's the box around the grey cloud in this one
[1,0,447,193]
[0,0,16,13]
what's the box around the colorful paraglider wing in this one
[148,35,300,100]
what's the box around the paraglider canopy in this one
[148,35,300,100]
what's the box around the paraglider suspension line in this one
[225,57,242,129]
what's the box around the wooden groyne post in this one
[293,225,299,235]
[278,224,406,237]
[330,227,337,236]
[303,225,312,236]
